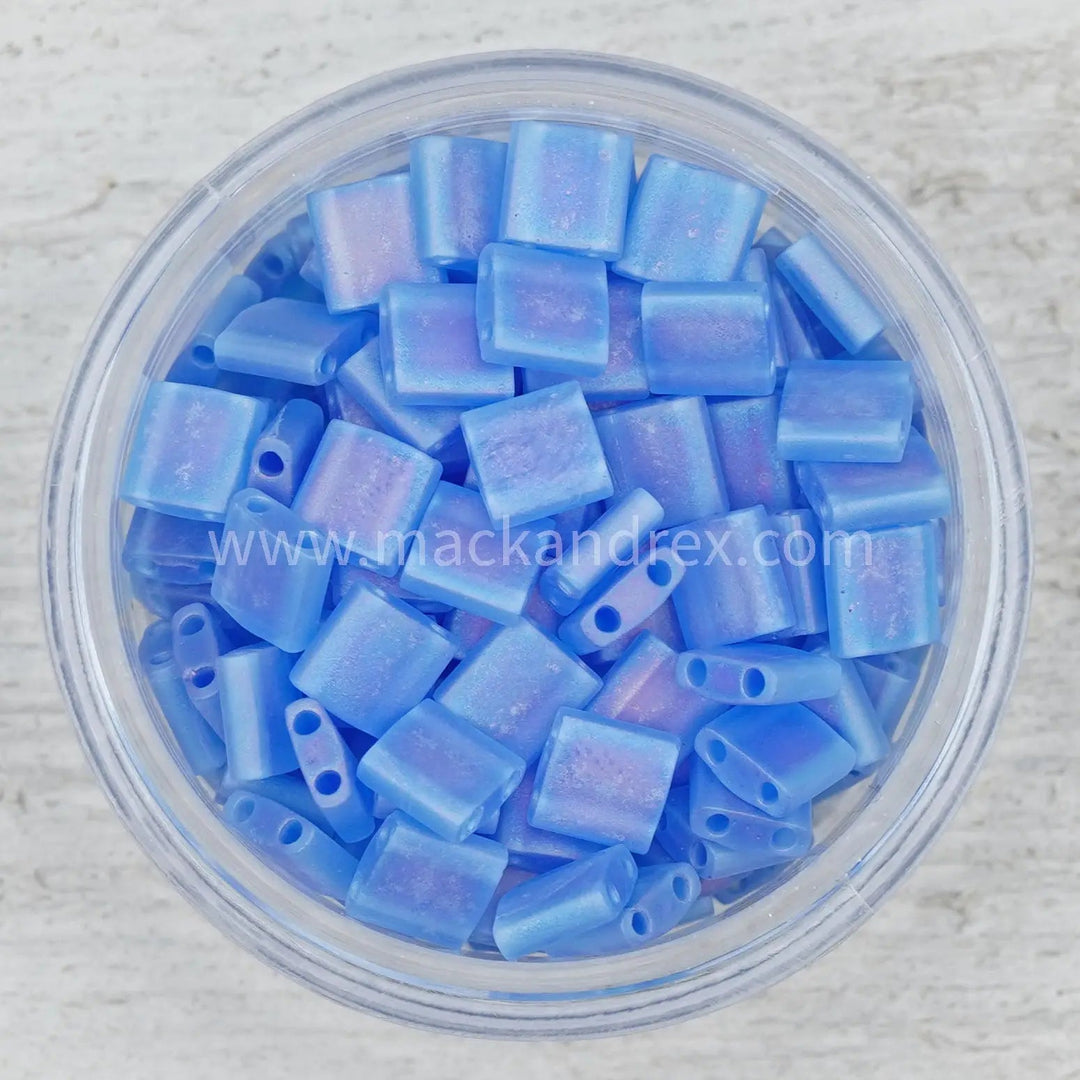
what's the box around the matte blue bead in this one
[322,377,380,429]
[167,275,262,386]
[854,649,923,735]
[794,429,951,531]
[299,248,323,290]
[530,708,679,853]
[122,509,222,585]
[775,235,886,354]
[217,643,301,782]
[291,419,442,574]
[434,618,601,764]
[641,282,775,396]
[285,699,375,843]
[694,703,857,817]
[247,398,326,505]
[823,521,941,658]
[330,561,451,616]
[469,866,535,950]
[171,602,230,737]
[410,135,507,271]
[702,865,783,905]
[120,383,271,522]
[670,506,795,648]
[307,173,442,313]
[593,396,728,530]
[492,844,638,960]
[243,232,301,298]
[539,488,664,615]
[614,155,767,283]
[771,508,829,637]
[475,243,609,375]
[217,770,331,833]
[370,791,499,835]
[290,581,455,736]
[210,488,331,653]
[585,598,685,672]
[498,120,635,260]
[461,382,613,526]
[444,583,561,658]
[676,643,841,704]
[738,248,790,379]
[707,395,797,513]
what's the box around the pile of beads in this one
[123,119,947,960]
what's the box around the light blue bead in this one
[498,121,635,260]
[469,866,535,950]
[475,243,609,375]
[461,381,613,527]
[771,508,829,637]
[434,618,601,764]
[794,429,951,531]
[694,703,857,817]
[585,598,685,672]
[299,248,323,290]
[216,770,332,834]
[243,232,301,298]
[410,135,507,271]
[329,561,451,616]
[322,377,379,429]
[670,506,795,648]
[593,396,728,530]
[122,509,222,585]
[167,275,263,386]
[738,248,790,379]
[444,582,561,658]
[676,643,841,704]
[371,791,499,835]
[247,398,326,506]
[290,581,455,736]
[641,282,775,396]
[170,602,230,737]
[530,708,679,853]
[307,173,443,313]
[356,700,525,842]
[823,521,941,658]
[775,235,886,354]
[380,283,514,406]
[854,649,923,736]
[291,419,442,574]
[492,844,638,960]
[614,155,767,283]
[707,395,797,513]
[120,383,270,522]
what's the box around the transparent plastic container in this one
[41,51,1031,1037]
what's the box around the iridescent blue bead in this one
[171,602,230,737]
[614,155,766,283]
[854,649,923,736]
[329,561,450,616]
[243,232,300,298]
[122,509,221,585]
[167,276,262,386]
[217,770,331,833]
[247,398,325,506]
[322,377,379,429]
[676,643,841,705]
[444,582,561,659]
[469,866,535,950]
[771,508,829,637]
[585,598,686,672]
[707,395,797,513]
[461,381,613,526]
[371,791,499,836]
[738,248,790,379]
[530,708,679,853]
[120,383,270,522]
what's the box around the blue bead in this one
[670,506,795,648]
[120,383,271,522]
[170,602,230,737]
[247,398,326,505]
[694,703,857,817]
[738,248,790,379]
[410,135,507,271]
[498,121,635,260]
[794,429,951,531]
[356,700,524,842]
[771,508,829,637]
[462,382,613,526]
[370,791,500,835]
[492,844,638,960]
[854,649,923,736]
[217,770,331,833]
[707,395,797,513]
[299,248,323,290]
[530,708,679,853]
[641,282,775,396]
[243,232,301,298]
[676,643,841,704]
[330,561,450,616]
[614,155,767,283]
[307,172,443,313]
[322,377,380,429]
[475,243,609,375]
[290,581,454,736]
[444,582,561,659]
[469,866,535,950]
[775,235,886,354]
[167,276,263,386]
[122,509,222,585]
[823,521,941,658]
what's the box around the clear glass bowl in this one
[41,50,1032,1037]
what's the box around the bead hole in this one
[291,709,321,736]
[705,738,727,766]
[314,770,342,796]
[178,614,204,637]
[690,842,708,870]
[593,605,622,634]
[760,782,780,806]
[772,826,797,851]
[262,253,285,278]
[705,813,730,836]
[685,657,707,687]
[629,910,650,936]
[257,451,285,477]
[189,666,215,689]
[646,559,672,587]
[671,874,691,901]
[231,797,255,823]
[247,495,273,514]
[742,667,766,698]
[278,819,303,845]
[191,344,215,367]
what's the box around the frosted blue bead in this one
[557,546,686,655]
[322,377,380,429]
[120,383,270,522]
[410,135,507,271]
[171,602,230,737]
[217,643,300,782]
[345,812,507,948]
[530,708,679,853]
[434,618,601,764]
[614,155,767,283]
[854,649,923,736]
[794,429,951,531]
[469,866,535,950]
[775,235,886,354]
[641,282,775,396]
[676,643,841,704]
[167,275,262,386]
[771,508,829,637]
[224,790,358,903]
[670,506,795,648]
[444,582,561,658]
[475,243,609,375]
[694,703,857,817]
[702,865,782,905]
[461,381,613,526]
[330,561,451,616]
[539,488,664,615]
[291,419,442,574]
[122,509,222,585]
[593,396,727,530]
[738,248,790,378]
[371,791,499,835]
[307,172,443,313]
[498,120,635,260]
[585,598,685,672]
[380,283,514,406]
[492,844,638,960]
[284,699,375,843]
[247,398,326,505]
[243,232,300,298]
[299,248,323,290]
[823,521,941,658]
[210,488,331,653]
[707,395,797,513]
[217,770,331,833]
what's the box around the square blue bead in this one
[771,508,829,637]
[707,394,797,513]
[167,275,262,387]
[122,508,222,585]
[738,248,790,379]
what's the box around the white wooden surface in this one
[1,1,1078,1076]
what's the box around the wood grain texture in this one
[1,0,1077,1076]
